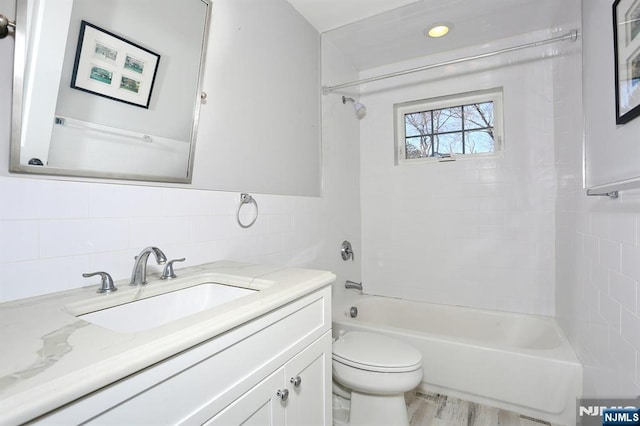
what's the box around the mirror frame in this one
[9,0,212,184]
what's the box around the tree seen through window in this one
[404,101,494,159]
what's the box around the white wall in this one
[0,0,358,303]
[555,0,640,396]
[359,32,557,315]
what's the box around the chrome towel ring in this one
[237,193,258,228]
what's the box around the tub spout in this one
[345,280,363,291]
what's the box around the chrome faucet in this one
[130,246,167,286]
[345,280,363,291]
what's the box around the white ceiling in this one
[285,0,422,33]
[286,0,576,71]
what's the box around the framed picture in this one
[613,0,640,124]
[71,21,160,109]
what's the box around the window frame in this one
[394,88,504,165]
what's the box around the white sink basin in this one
[79,283,256,333]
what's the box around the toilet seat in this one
[332,331,422,373]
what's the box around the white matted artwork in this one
[71,20,161,109]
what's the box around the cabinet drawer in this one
[37,287,330,425]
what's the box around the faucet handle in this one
[341,240,354,262]
[161,258,186,280]
[83,271,117,293]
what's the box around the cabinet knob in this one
[290,376,302,388]
[277,388,289,401]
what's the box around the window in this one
[395,88,503,163]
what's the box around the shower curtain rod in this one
[322,30,579,94]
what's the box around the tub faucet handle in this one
[341,240,354,261]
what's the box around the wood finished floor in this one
[407,392,551,426]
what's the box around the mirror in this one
[10,0,211,183]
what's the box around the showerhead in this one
[342,96,367,119]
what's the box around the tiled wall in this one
[359,31,557,316]
[554,1,640,396]
[0,178,324,302]
[320,37,362,314]
[556,194,640,396]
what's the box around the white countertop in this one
[0,261,335,425]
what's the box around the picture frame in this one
[613,0,640,124]
[71,21,161,109]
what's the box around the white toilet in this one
[332,331,423,426]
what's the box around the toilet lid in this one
[332,331,422,373]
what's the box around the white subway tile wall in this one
[0,177,325,302]
[553,10,640,396]
[359,31,557,315]
[561,207,640,396]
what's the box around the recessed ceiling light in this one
[426,23,453,38]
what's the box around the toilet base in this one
[332,393,350,426]
[349,391,409,426]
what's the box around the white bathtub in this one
[333,294,582,426]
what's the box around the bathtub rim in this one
[334,293,581,363]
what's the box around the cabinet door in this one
[284,332,332,426]
[204,368,286,426]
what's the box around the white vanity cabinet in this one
[207,332,331,426]
[34,286,332,425]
